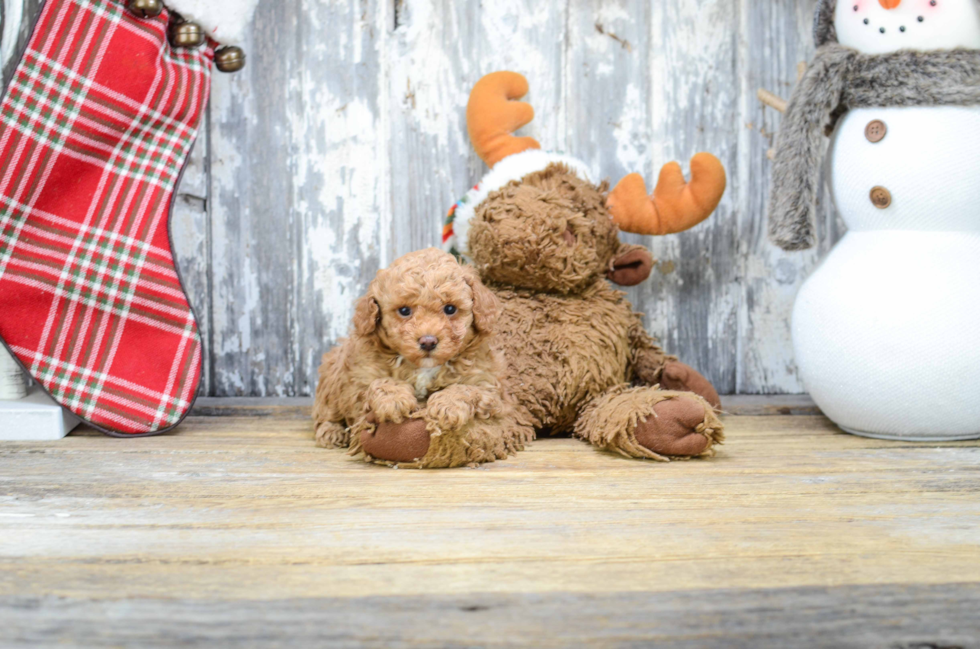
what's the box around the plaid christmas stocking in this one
[0,0,212,435]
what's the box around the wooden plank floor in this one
[1,401,979,648]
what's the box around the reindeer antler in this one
[467,72,541,168]
[606,153,727,236]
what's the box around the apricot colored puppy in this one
[313,248,531,468]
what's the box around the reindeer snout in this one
[419,336,439,352]
[562,227,577,247]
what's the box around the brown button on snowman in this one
[864,119,887,142]
[767,0,980,440]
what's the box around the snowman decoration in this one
[768,0,980,440]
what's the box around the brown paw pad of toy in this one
[634,397,713,457]
[660,361,723,411]
[361,418,431,464]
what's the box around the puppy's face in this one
[377,270,476,368]
[354,249,498,368]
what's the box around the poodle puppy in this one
[313,248,532,468]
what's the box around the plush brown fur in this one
[312,248,532,468]
[469,164,724,460]
[468,166,620,294]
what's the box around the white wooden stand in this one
[0,386,81,440]
[0,348,79,440]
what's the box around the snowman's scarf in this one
[768,43,980,250]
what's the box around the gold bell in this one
[127,0,163,18]
[169,21,205,48]
[215,47,246,73]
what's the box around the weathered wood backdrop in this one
[1,0,842,397]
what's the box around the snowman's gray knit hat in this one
[814,0,838,47]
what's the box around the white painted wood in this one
[0,0,22,73]
[208,0,389,397]
[171,119,212,396]
[0,386,79,440]
[1,0,40,80]
[386,0,569,259]
[648,0,741,394]
[566,0,743,394]
[0,346,26,400]
[0,0,42,408]
[3,0,854,398]
[735,0,844,394]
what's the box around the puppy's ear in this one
[353,293,381,336]
[463,268,499,334]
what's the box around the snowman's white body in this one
[795,105,980,439]
[792,0,980,440]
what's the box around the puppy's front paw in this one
[426,391,474,431]
[471,391,503,420]
[315,421,350,448]
[367,379,419,423]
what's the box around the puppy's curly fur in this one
[313,248,532,468]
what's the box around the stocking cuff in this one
[166,0,259,46]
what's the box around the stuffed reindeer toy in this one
[363,72,730,464]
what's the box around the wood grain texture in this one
[1,413,978,644]
[647,0,741,394]
[2,0,851,397]
[208,0,388,397]
[3,584,979,648]
[386,0,569,258]
[0,0,42,84]
[184,394,824,418]
[171,118,212,395]
[1,416,978,600]
[736,0,846,393]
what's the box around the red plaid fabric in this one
[0,0,212,435]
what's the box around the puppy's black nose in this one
[419,336,439,352]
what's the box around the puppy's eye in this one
[443,305,457,316]
[398,307,412,317]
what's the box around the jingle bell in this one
[169,21,205,48]
[215,46,246,73]
[127,0,163,19]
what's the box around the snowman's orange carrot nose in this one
[879,0,902,8]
